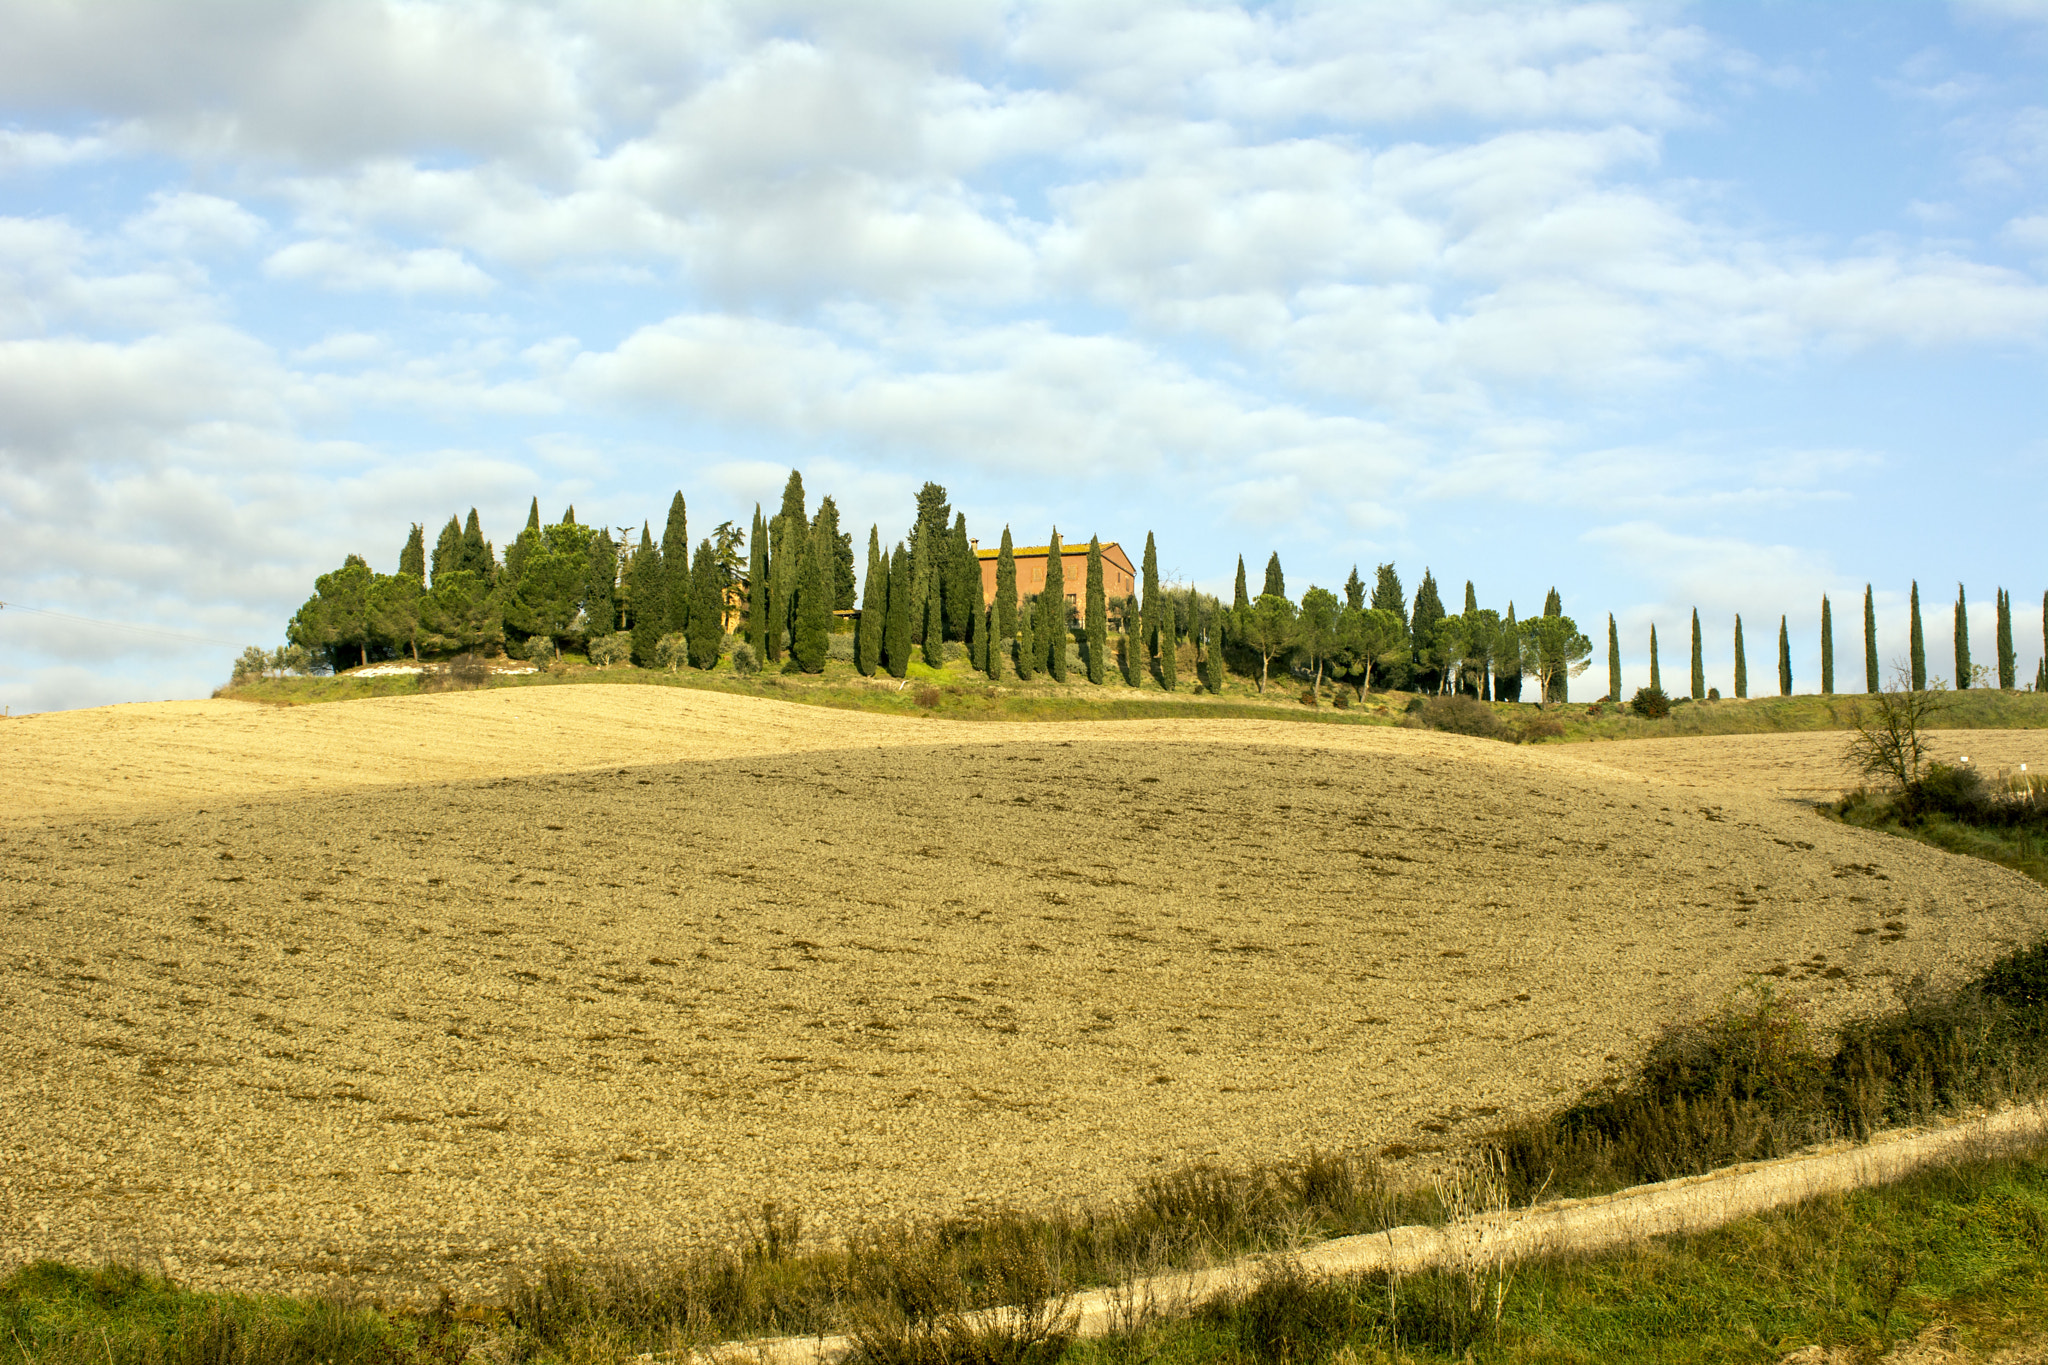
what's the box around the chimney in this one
[970,538,979,552]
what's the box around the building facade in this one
[975,541,1136,618]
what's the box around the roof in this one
[976,541,1136,573]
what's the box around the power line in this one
[0,600,248,649]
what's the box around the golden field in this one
[3,687,2045,1305]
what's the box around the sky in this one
[2,0,2045,714]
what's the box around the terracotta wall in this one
[977,545,1136,612]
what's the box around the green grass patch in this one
[1536,687,2048,744]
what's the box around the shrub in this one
[1415,694,1503,739]
[1629,686,1671,719]
[915,685,941,710]
[522,635,557,672]
[654,632,688,672]
[731,642,759,676]
[1515,715,1565,744]
[1298,687,1318,707]
[828,633,857,663]
[1708,687,1721,701]
[587,631,632,667]
[1331,689,1350,710]
[231,645,270,682]
[280,643,313,675]
[1911,760,1988,818]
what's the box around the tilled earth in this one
[4,699,2046,1306]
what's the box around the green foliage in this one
[1492,601,1518,702]
[970,586,988,674]
[1821,594,1835,695]
[1630,685,1672,719]
[1689,607,1705,700]
[628,523,663,667]
[943,513,976,640]
[1294,586,1340,699]
[1261,551,1284,600]
[654,632,688,672]
[1015,592,1037,681]
[288,554,374,671]
[1043,530,1066,682]
[1343,565,1363,610]
[418,569,499,657]
[1232,555,1249,612]
[1411,693,1503,739]
[1956,583,1972,689]
[792,517,832,674]
[1141,532,1161,670]
[1910,580,1927,690]
[1733,614,1748,698]
[1409,569,1444,693]
[587,631,631,667]
[522,633,557,671]
[368,567,422,661]
[1649,622,1662,693]
[1999,587,2017,689]
[1242,593,1296,692]
[1607,613,1621,702]
[983,605,1001,681]
[661,491,690,636]
[583,525,617,639]
[430,514,463,583]
[730,641,758,675]
[819,495,856,612]
[921,579,944,668]
[687,538,724,669]
[747,505,769,660]
[1084,536,1106,685]
[397,522,425,581]
[504,519,592,649]
[857,526,883,677]
[884,543,912,679]
[1779,614,1793,696]
[995,527,1017,646]
[1519,613,1593,710]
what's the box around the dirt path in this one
[694,1102,2048,1365]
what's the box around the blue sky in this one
[2,0,2044,713]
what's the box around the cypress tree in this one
[1204,606,1227,693]
[461,508,491,579]
[1044,530,1067,682]
[1954,584,1972,689]
[922,581,944,668]
[996,528,1018,645]
[944,514,975,640]
[1464,580,1478,615]
[585,526,618,640]
[1085,536,1106,685]
[562,505,576,524]
[525,497,541,534]
[1864,585,1880,693]
[984,604,1001,681]
[747,505,769,661]
[1544,589,1566,703]
[1820,596,1835,695]
[629,522,663,667]
[1910,581,1926,690]
[504,498,540,584]
[687,539,722,668]
[857,526,883,676]
[1234,556,1250,612]
[1344,566,1364,611]
[822,497,856,610]
[1016,592,1037,680]
[1410,570,1445,693]
[431,516,463,584]
[1263,553,1285,600]
[1689,609,1705,700]
[1371,563,1404,616]
[766,472,805,660]
[1778,615,1793,696]
[908,482,950,644]
[1733,615,1748,698]
[792,519,832,673]
[1156,584,1177,693]
[1607,614,1621,702]
[1998,588,2016,690]
[1649,624,1662,693]
[661,492,690,635]
[884,544,912,679]
[970,582,988,673]
[1141,532,1161,672]
[1497,602,1520,702]
[398,523,426,581]
[1122,606,1142,687]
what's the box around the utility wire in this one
[0,600,247,649]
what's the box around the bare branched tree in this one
[1844,664,1950,790]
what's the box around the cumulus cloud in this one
[263,238,496,295]
[123,191,267,254]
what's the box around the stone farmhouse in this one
[975,540,1137,618]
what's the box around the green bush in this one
[1629,685,1671,719]
[587,631,632,667]
[1414,694,1503,739]
[732,642,759,676]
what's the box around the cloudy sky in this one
[2,0,2045,713]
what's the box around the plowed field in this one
[4,688,2044,1305]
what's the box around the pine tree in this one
[996,528,1018,645]
[856,527,884,677]
[1864,585,1880,693]
[661,492,690,636]
[1733,615,1748,698]
[792,517,832,674]
[1044,530,1067,681]
[1955,584,1972,689]
[1649,624,1661,693]
[1344,566,1364,611]
[461,508,492,579]
[398,524,426,581]
[629,523,663,667]
[884,544,912,679]
[1263,553,1285,600]
[1141,532,1161,675]
[1410,570,1445,693]
[1234,557,1250,612]
[747,505,769,661]
[1998,588,2016,689]
[431,516,463,584]
[1689,609,1705,700]
[1085,536,1107,684]
[1607,614,1621,702]
[1778,615,1793,696]
[1910,581,1926,690]
[1820,596,1835,695]
[687,539,723,669]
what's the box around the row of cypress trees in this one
[1599,582,2044,703]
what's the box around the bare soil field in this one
[4,691,2045,1306]
[1561,728,2048,800]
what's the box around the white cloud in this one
[0,127,112,172]
[123,191,266,254]
[263,238,495,295]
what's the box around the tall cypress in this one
[687,539,723,669]
[1463,580,1478,615]
[922,582,944,668]
[983,604,1001,681]
[883,544,912,679]
[945,514,975,640]
[1607,614,1621,702]
[1085,536,1107,685]
[1733,615,1748,698]
[1234,557,1250,612]
[431,515,463,585]
[969,580,988,673]
[996,528,1018,645]
[1909,581,1926,690]
[398,524,426,581]
[1263,553,1285,600]
[856,526,883,676]
[747,505,769,661]
[908,482,950,644]
[629,522,663,667]
[1157,582,1177,694]
[1370,563,1404,616]
[1955,584,1972,689]
[1496,602,1520,702]
[1141,532,1161,671]
[461,508,492,579]
[793,518,832,673]
[1820,596,1834,695]
[1649,624,1662,693]
[1016,591,1037,681]
[766,471,805,661]
[585,526,618,640]
[1204,606,1227,693]
[1689,608,1705,700]
[1864,585,1880,694]
[661,492,690,636]
[1344,566,1364,611]
[1778,615,1793,696]
[1997,588,2016,690]
[1410,570,1445,693]
[1044,530,1067,682]
[1544,588,1566,703]
[821,497,855,610]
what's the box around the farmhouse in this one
[976,540,1137,615]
